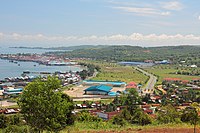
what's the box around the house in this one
[126,82,137,89]
[96,111,120,120]
[164,78,181,82]
[190,65,197,68]
[108,92,120,96]
[84,85,112,95]
[3,88,23,96]
[160,60,170,64]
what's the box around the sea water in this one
[0,47,82,80]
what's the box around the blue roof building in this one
[108,92,120,96]
[3,88,23,95]
[84,85,112,95]
[83,80,126,87]
[118,62,154,67]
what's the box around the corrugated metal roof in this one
[83,80,126,85]
[84,85,112,92]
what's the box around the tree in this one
[157,105,181,124]
[79,70,88,80]
[120,88,141,115]
[8,114,21,125]
[18,76,74,132]
[131,108,152,125]
[142,94,151,103]
[76,111,102,122]
[181,107,199,133]
[113,96,120,106]
[0,114,7,128]
[4,125,28,133]
[106,103,117,112]
[112,115,127,127]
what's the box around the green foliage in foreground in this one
[157,105,182,124]
[3,125,28,133]
[111,89,152,126]
[76,111,102,122]
[60,122,196,133]
[18,76,74,132]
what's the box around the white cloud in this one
[113,6,171,16]
[0,32,200,47]
[199,16,200,20]
[110,1,184,17]
[0,32,3,38]
[161,1,183,11]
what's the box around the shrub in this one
[7,114,21,125]
[4,125,28,133]
[156,105,181,124]
[112,115,127,126]
[77,112,102,122]
[0,114,7,128]
[131,109,152,125]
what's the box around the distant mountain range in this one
[42,45,200,66]
[10,45,200,66]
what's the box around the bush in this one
[156,105,181,124]
[131,109,152,125]
[0,114,7,128]
[181,107,199,124]
[4,125,28,133]
[7,114,21,125]
[112,115,127,126]
[77,112,102,122]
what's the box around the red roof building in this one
[164,78,181,82]
[126,82,137,89]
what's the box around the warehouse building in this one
[82,80,126,87]
[84,85,112,95]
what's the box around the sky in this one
[0,0,200,47]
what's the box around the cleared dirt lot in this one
[63,85,126,99]
[1,100,17,107]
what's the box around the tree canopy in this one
[18,76,74,132]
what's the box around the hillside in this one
[50,45,200,66]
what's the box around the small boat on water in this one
[23,70,30,74]
[40,72,51,74]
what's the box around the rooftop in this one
[84,85,112,93]
[83,80,126,85]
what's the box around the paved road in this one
[135,67,157,94]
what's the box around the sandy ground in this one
[1,100,17,107]
[64,85,126,98]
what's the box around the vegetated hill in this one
[52,45,200,66]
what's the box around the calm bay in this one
[0,47,82,80]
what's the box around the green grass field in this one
[60,122,197,133]
[92,65,148,84]
[144,65,200,84]
[79,60,149,85]
[0,121,198,133]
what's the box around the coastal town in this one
[0,53,79,66]
[0,53,200,124]
[1,0,200,132]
